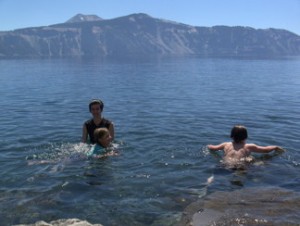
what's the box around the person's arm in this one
[109,122,115,140]
[247,144,285,153]
[81,123,88,143]
[207,142,226,151]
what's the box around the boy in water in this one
[207,125,284,163]
[87,128,118,158]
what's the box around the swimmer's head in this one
[89,99,104,113]
[94,128,112,147]
[230,125,248,143]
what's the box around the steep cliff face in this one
[0,13,299,58]
[0,27,82,57]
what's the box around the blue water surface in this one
[0,57,299,225]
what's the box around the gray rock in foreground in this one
[14,218,103,226]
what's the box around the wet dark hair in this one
[89,99,104,112]
[230,125,248,143]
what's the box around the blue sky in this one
[0,0,299,35]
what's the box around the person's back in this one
[222,141,251,161]
[208,125,284,163]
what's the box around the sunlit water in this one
[0,57,299,225]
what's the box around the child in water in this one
[207,125,285,164]
[87,128,118,158]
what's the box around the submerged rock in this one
[14,218,103,226]
[179,187,300,226]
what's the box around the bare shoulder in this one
[223,142,232,147]
[207,142,228,151]
[219,142,231,148]
[245,143,256,148]
[245,144,257,151]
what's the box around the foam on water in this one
[26,141,121,162]
[25,142,89,166]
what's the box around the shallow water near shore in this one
[0,57,300,225]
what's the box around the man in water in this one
[82,99,115,144]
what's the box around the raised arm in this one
[247,144,284,153]
[81,123,88,143]
[207,143,226,151]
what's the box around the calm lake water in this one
[0,57,300,225]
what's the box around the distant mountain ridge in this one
[0,13,299,58]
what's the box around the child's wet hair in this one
[89,99,104,112]
[94,128,109,144]
[230,125,248,143]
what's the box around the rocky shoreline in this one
[14,218,103,226]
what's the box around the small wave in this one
[26,142,90,162]
[26,141,123,164]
